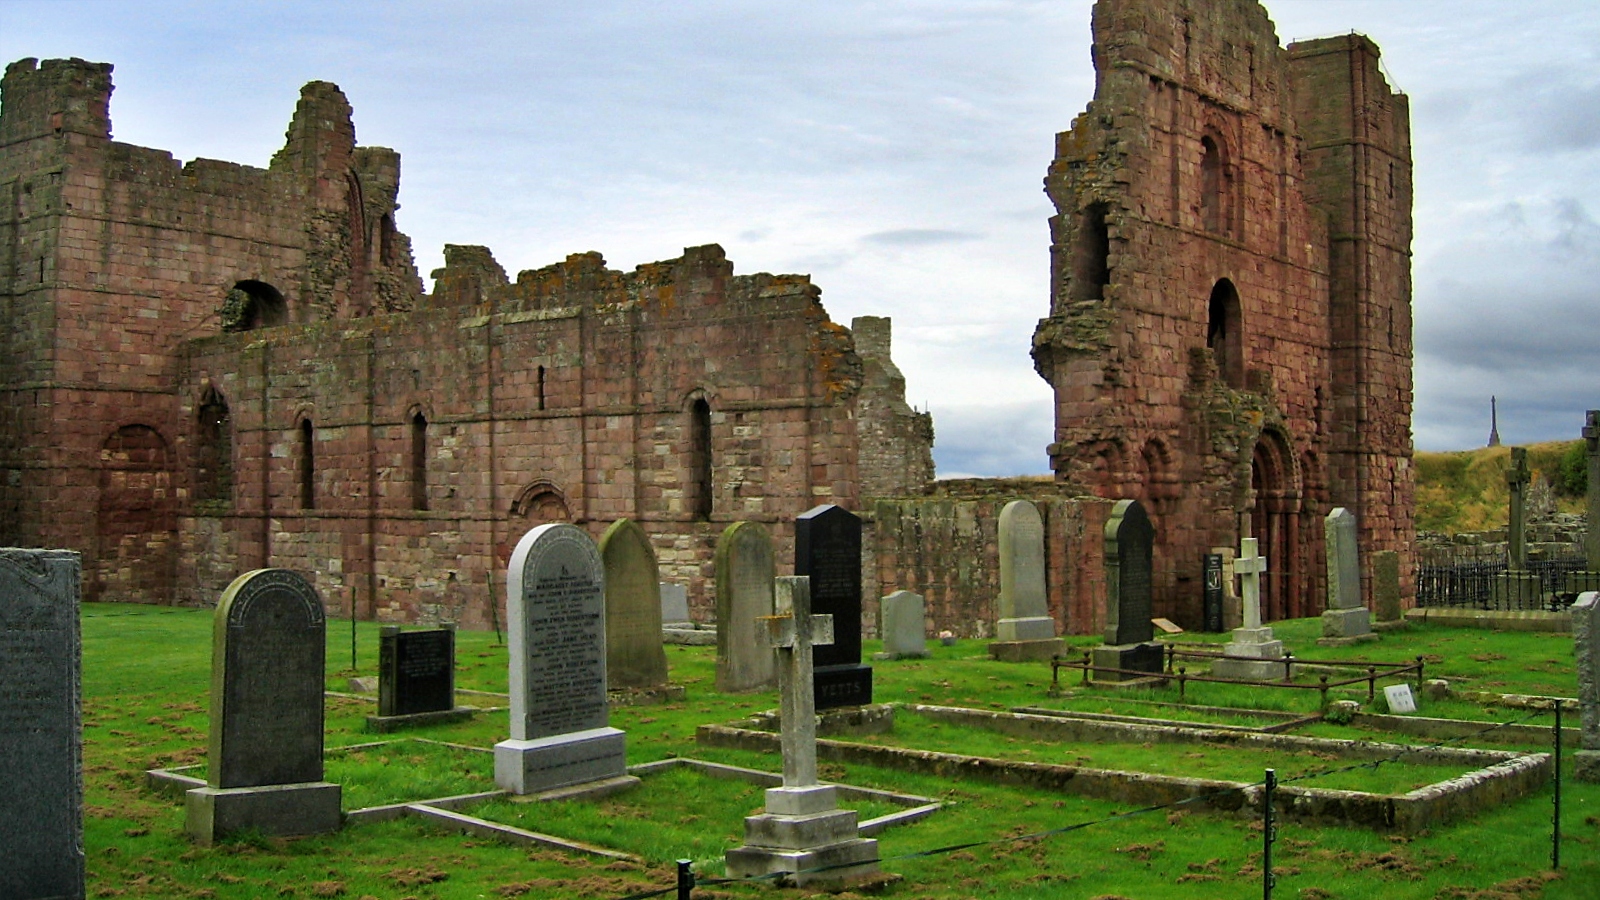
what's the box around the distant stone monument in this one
[660,582,691,627]
[367,625,473,732]
[0,549,84,900]
[496,524,634,796]
[1574,592,1600,782]
[1092,499,1163,680]
[875,590,929,660]
[1372,550,1403,622]
[186,569,342,845]
[989,500,1064,662]
[1210,538,1288,681]
[795,504,872,709]
[599,519,669,690]
[725,576,880,887]
[1566,411,1600,595]
[1493,447,1541,608]
[715,521,778,693]
[1320,508,1373,643]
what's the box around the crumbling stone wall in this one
[1029,0,1413,626]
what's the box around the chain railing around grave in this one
[1416,554,1592,611]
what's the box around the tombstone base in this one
[726,805,880,888]
[1091,642,1164,682]
[1210,628,1287,681]
[1316,632,1380,648]
[607,683,687,707]
[814,663,873,711]
[1575,750,1600,783]
[996,616,1056,642]
[184,782,342,846]
[663,626,717,646]
[1491,573,1543,610]
[873,648,931,661]
[364,706,476,733]
[1321,607,1373,640]
[988,638,1066,663]
[494,726,627,795]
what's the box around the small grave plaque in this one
[716,521,778,693]
[796,504,872,709]
[1383,683,1417,714]
[0,549,84,900]
[378,626,456,717]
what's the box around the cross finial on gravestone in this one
[1507,446,1531,571]
[1507,446,1531,490]
[1585,410,1600,453]
[1235,537,1269,631]
[760,576,834,789]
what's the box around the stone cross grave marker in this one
[1,549,84,900]
[795,504,872,709]
[1321,508,1372,640]
[1092,499,1162,679]
[876,590,929,660]
[716,521,778,693]
[1507,446,1531,571]
[1574,592,1600,781]
[496,523,632,795]
[1210,537,1288,681]
[187,569,341,844]
[725,576,879,886]
[996,499,1053,641]
[599,518,668,690]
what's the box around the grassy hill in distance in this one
[1414,440,1584,534]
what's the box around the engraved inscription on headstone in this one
[599,518,668,690]
[715,521,778,693]
[0,549,84,900]
[795,504,872,709]
[1202,554,1225,633]
[1104,499,1155,646]
[378,627,455,717]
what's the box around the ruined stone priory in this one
[1028,0,1414,627]
[0,57,933,628]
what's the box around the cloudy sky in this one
[3,1,1597,476]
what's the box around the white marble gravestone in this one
[496,524,634,795]
[1210,538,1288,681]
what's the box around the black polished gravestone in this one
[795,504,872,709]
[1202,554,1225,633]
[0,549,84,900]
[368,625,473,732]
[1094,500,1163,680]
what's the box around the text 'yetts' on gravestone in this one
[0,549,84,900]
[495,523,633,795]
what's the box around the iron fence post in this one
[677,858,695,899]
[1553,702,1563,871]
[1263,769,1277,900]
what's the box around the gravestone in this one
[1320,508,1373,642]
[989,500,1064,662]
[716,521,778,693]
[1202,553,1225,633]
[367,625,472,732]
[1092,499,1163,680]
[795,504,872,709]
[725,576,880,887]
[1494,448,1542,607]
[660,582,691,627]
[599,519,669,690]
[1574,592,1600,781]
[1210,538,1289,681]
[496,524,634,795]
[1383,683,1417,714]
[0,549,84,900]
[875,590,929,660]
[186,569,341,845]
[1372,550,1402,622]
[1566,412,1600,594]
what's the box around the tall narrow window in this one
[1200,136,1227,236]
[195,386,232,504]
[411,411,428,511]
[1207,279,1245,389]
[1070,202,1111,302]
[689,397,713,520]
[537,365,546,411]
[299,419,315,510]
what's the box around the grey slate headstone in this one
[599,519,668,690]
[1103,499,1155,646]
[209,569,327,789]
[660,582,691,628]
[877,590,929,659]
[378,626,456,717]
[795,504,872,709]
[0,549,84,900]
[496,523,629,794]
[996,500,1055,641]
[715,521,777,693]
[1322,508,1371,639]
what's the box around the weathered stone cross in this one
[1507,446,1531,571]
[761,575,834,792]
[1236,537,1269,631]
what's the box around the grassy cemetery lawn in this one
[83,603,1599,899]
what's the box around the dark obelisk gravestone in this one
[186,569,341,845]
[368,625,472,732]
[795,504,872,709]
[1093,499,1163,680]
[495,523,634,795]
[0,549,84,900]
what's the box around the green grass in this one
[75,602,1600,899]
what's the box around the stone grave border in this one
[697,703,1549,834]
[1009,703,1323,735]
[149,737,937,856]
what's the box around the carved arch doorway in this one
[95,424,177,604]
[1248,431,1304,621]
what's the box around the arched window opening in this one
[1070,202,1112,302]
[411,411,428,511]
[195,386,232,505]
[379,213,396,265]
[299,418,315,511]
[510,482,570,522]
[1206,279,1245,389]
[688,397,713,520]
[345,175,370,317]
[1200,135,1231,237]
[221,280,287,332]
